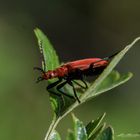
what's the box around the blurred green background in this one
[0,0,140,140]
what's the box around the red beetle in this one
[35,52,118,103]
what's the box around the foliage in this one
[34,28,140,140]
[47,114,114,140]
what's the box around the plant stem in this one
[44,116,60,140]
[44,101,79,140]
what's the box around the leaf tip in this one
[128,72,133,78]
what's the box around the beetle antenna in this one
[103,51,120,60]
[90,51,120,66]
[34,67,45,83]
[36,76,44,83]
[34,67,45,73]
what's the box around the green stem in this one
[44,101,79,140]
[44,116,60,140]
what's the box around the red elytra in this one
[34,52,118,103]
[42,58,108,80]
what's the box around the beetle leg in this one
[73,80,88,89]
[47,89,65,106]
[48,90,63,98]
[47,78,62,90]
[81,80,88,88]
[56,81,76,100]
[68,81,81,103]
[47,78,65,105]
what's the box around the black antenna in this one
[34,67,44,73]
[89,51,120,67]
[103,51,120,60]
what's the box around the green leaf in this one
[49,94,63,116]
[93,71,133,97]
[49,130,61,140]
[34,28,59,71]
[67,130,75,140]
[81,37,139,102]
[72,114,88,140]
[34,28,63,116]
[89,123,106,140]
[86,113,106,139]
[95,126,114,140]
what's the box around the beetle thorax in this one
[55,66,68,77]
[43,66,68,80]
